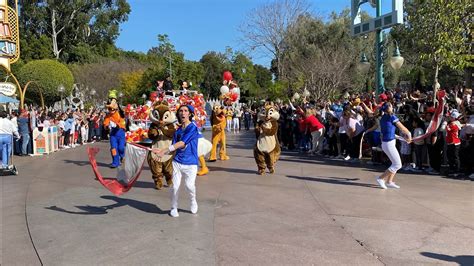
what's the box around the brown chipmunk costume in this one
[209,104,230,161]
[147,101,176,189]
[254,103,281,175]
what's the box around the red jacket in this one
[446,121,461,145]
[305,115,324,133]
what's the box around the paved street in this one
[1,131,473,265]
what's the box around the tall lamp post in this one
[359,40,404,90]
[141,93,147,105]
[58,85,65,111]
[351,0,404,95]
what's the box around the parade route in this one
[1,131,473,265]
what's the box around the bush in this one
[17,59,74,106]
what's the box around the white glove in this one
[110,121,117,128]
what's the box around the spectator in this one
[17,110,30,156]
[0,111,20,168]
[446,110,462,177]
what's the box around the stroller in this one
[0,135,18,176]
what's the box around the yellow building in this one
[0,0,19,71]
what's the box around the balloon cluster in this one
[220,71,240,106]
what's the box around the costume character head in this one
[106,90,124,118]
[258,103,280,123]
[149,101,176,126]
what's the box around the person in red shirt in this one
[295,111,309,152]
[446,110,462,175]
[305,109,325,155]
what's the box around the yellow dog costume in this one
[209,104,230,161]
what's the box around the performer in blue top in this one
[154,105,199,217]
[377,102,411,189]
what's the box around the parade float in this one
[124,89,208,144]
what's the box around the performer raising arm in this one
[154,105,199,217]
[376,102,412,189]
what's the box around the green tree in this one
[280,10,368,99]
[70,58,148,101]
[254,64,273,95]
[199,51,231,98]
[405,0,473,89]
[19,0,131,63]
[118,70,145,103]
[17,59,74,106]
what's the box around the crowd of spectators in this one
[258,86,474,180]
[1,106,110,158]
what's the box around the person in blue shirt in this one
[154,105,199,217]
[377,102,411,189]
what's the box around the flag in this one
[397,90,446,143]
[87,143,150,196]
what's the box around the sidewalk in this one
[1,131,473,265]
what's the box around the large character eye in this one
[152,110,160,120]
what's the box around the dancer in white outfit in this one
[154,105,200,217]
[376,102,412,189]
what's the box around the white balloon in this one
[232,87,240,96]
[220,85,229,95]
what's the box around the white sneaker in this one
[344,155,351,161]
[376,177,387,189]
[190,200,198,214]
[170,208,179,217]
[386,182,400,189]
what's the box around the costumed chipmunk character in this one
[254,103,281,175]
[148,101,176,189]
[209,104,230,161]
[104,90,126,168]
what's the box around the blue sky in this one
[116,0,393,66]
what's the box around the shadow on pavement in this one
[420,252,474,266]
[64,159,151,171]
[209,166,256,175]
[287,175,379,189]
[45,195,168,215]
[64,159,110,168]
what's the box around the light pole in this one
[90,88,96,108]
[351,0,404,94]
[375,0,384,94]
[142,93,147,105]
[58,85,65,112]
[359,40,404,92]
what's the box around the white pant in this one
[171,161,197,210]
[382,139,402,173]
[232,118,239,131]
[226,119,232,132]
[311,128,324,153]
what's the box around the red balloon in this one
[223,71,233,81]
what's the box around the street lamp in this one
[141,93,147,105]
[351,0,404,95]
[358,39,404,91]
[58,84,65,112]
[390,41,404,70]
[358,52,370,73]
